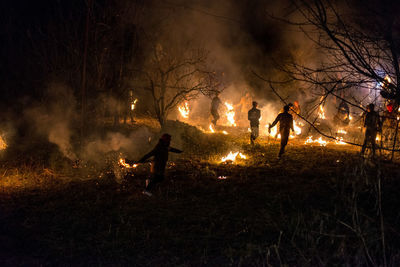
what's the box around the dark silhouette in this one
[334,100,350,126]
[248,101,261,145]
[361,104,381,158]
[269,105,294,159]
[211,93,222,125]
[136,134,182,196]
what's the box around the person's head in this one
[283,105,290,112]
[367,103,375,112]
[160,133,171,146]
[252,101,258,108]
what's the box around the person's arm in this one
[290,117,294,132]
[169,147,183,153]
[138,148,155,163]
[270,114,280,129]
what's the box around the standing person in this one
[361,104,380,158]
[248,101,261,145]
[211,93,222,125]
[136,134,183,196]
[269,105,294,159]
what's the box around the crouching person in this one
[138,133,182,197]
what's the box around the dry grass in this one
[0,121,399,266]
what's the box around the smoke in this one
[82,127,153,163]
[25,82,78,161]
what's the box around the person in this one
[361,103,381,158]
[269,105,294,159]
[334,100,350,126]
[248,101,261,145]
[211,93,222,125]
[236,91,253,125]
[123,90,136,124]
[135,134,183,196]
[288,101,301,119]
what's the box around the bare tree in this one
[264,0,400,155]
[136,41,219,127]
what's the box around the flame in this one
[218,176,227,180]
[349,115,353,121]
[222,130,228,135]
[131,99,138,111]
[305,136,327,146]
[0,135,7,150]
[221,151,247,163]
[318,105,326,119]
[119,158,137,169]
[266,121,301,139]
[178,101,190,119]
[335,137,346,145]
[337,129,347,134]
[209,124,215,133]
[293,121,302,136]
[224,102,236,126]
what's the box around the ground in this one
[0,120,399,266]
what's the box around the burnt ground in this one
[0,133,400,266]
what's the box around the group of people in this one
[211,92,298,158]
[129,96,382,197]
[248,102,295,159]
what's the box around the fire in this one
[266,121,302,139]
[131,99,138,111]
[293,121,302,136]
[337,129,347,134]
[209,124,215,133]
[335,137,346,145]
[0,135,7,150]
[222,130,228,135]
[221,151,247,163]
[224,102,236,126]
[119,158,137,169]
[318,105,326,119]
[305,136,327,146]
[178,101,190,119]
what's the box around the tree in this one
[265,0,400,155]
[136,41,219,127]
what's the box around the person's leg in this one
[279,133,289,157]
[145,174,164,192]
[361,132,368,155]
[370,131,377,157]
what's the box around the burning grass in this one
[0,121,400,265]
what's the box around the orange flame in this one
[178,101,190,119]
[119,158,137,169]
[305,136,327,146]
[221,151,247,163]
[0,135,6,150]
[131,99,138,111]
[224,102,236,126]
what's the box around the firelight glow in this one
[178,101,190,119]
[224,102,236,126]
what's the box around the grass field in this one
[0,122,399,266]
